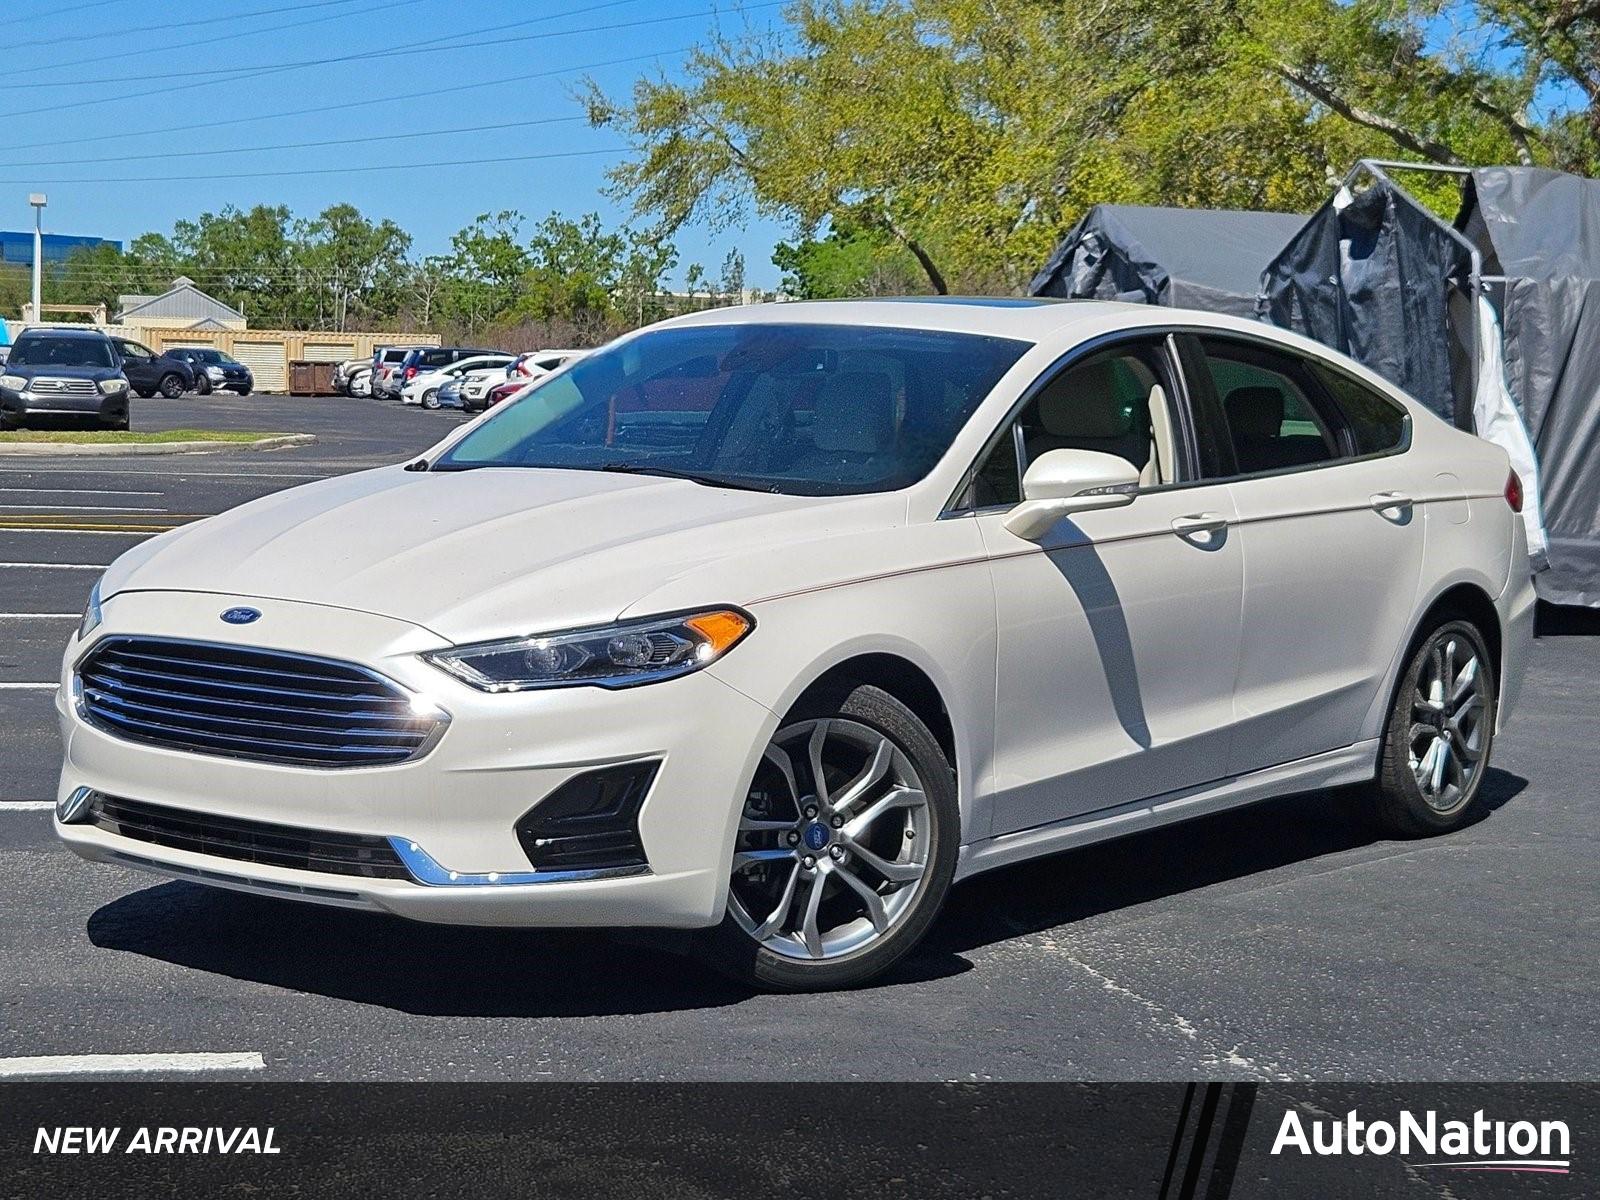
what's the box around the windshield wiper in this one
[595,463,780,493]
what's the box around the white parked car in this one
[54,300,1534,991]
[401,354,514,408]
[511,348,586,378]
[345,366,373,398]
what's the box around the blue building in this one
[0,231,120,265]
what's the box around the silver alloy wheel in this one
[1408,631,1487,813]
[728,717,931,960]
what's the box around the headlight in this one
[424,608,753,692]
[98,378,127,394]
[205,366,225,380]
[0,374,25,390]
[79,577,104,641]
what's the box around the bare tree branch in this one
[1274,63,1463,165]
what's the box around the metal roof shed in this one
[1028,205,1310,317]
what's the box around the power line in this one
[0,0,661,94]
[2,0,372,51]
[1,115,587,168]
[0,0,776,113]
[0,0,124,29]
[0,45,692,152]
[0,0,423,80]
[0,145,626,185]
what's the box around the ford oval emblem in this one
[220,607,261,625]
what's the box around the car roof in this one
[656,297,1143,341]
[16,326,108,338]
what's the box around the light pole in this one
[28,193,47,326]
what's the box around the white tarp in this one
[1473,296,1548,565]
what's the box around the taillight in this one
[1505,470,1524,513]
[405,366,418,379]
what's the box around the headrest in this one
[811,372,894,454]
[1038,360,1134,438]
[1224,386,1284,441]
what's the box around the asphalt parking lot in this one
[1,393,1596,1082]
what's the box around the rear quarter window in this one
[1313,364,1410,456]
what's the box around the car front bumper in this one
[1,386,128,421]
[53,590,778,928]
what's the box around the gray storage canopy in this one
[1458,167,1600,608]
[1028,205,1308,318]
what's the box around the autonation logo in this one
[1272,1108,1572,1175]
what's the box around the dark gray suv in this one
[0,328,131,430]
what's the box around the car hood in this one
[5,363,119,380]
[102,466,881,644]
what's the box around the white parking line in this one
[0,529,154,536]
[0,801,55,811]
[0,683,57,690]
[0,613,77,618]
[0,488,162,496]
[0,562,108,570]
[0,1052,266,1079]
[0,505,168,512]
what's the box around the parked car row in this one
[0,326,254,430]
[332,344,587,413]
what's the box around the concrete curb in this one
[0,433,317,457]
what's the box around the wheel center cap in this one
[801,822,831,852]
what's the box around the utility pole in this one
[28,193,47,325]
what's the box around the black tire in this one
[194,374,213,396]
[1373,617,1496,837]
[700,682,959,992]
[0,412,17,432]
[102,416,129,432]
[421,388,440,410]
[158,374,184,399]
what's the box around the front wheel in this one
[194,374,213,396]
[421,388,440,410]
[158,374,184,399]
[1374,618,1496,836]
[703,683,958,991]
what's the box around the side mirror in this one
[1002,448,1139,540]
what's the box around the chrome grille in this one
[30,377,99,395]
[75,637,447,768]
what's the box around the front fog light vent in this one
[514,761,658,872]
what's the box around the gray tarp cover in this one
[1459,167,1600,607]
[1028,205,1307,318]
[1259,183,1472,424]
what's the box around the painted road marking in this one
[0,613,77,618]
[0,683,58,690]
[0,505,168,512]
[0,488,162,496]
[0,802,55,811]
[0,1052,266,1078]
[0,562,108,570]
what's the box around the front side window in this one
[9,336,115,368]
[1198,339,1339,475]
[965,339,1183,508]
[435,323,1030,496]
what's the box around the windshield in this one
[434,323,1029,496]
[8,336,115,369]
[190,349,235,365]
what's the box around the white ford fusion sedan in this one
[54,299,1534,990]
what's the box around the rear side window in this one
[1313,364,1409,456]
[1197,339,1339,475]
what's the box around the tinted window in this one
[437,323,1029,496]
[9,336,114,368]
[1199,339,1338,475]
[1313,364,1408,456]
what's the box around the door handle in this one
[1369,491,1414,511]
[1171,513,1230,536]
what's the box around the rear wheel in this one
[194,374,213,396]
[1374,618,1496,836]
[703,683,958,991]
[158,373,184,399]
[421,388,440,410]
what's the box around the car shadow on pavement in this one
[85,770,1525,1015]
[923,767,1528,958]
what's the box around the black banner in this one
[1,1083,1591,1198]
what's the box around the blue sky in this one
[0,0,790,288]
